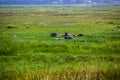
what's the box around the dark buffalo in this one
[64,32,73,39]
[77,34,84,36]
[51,33,57,37]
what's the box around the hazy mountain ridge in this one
[0,0,120,5]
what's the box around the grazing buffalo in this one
[51,33,57,37]
[77,34,84,36]
[64,32,73,39]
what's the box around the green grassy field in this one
[0,5,120,80]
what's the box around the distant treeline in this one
[0,0,120,5]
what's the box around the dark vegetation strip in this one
[0,69,120,80]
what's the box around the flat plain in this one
[0,5,120,80]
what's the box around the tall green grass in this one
[0,5,120,80]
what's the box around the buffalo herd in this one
[51,32,83,39]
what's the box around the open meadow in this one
[0,5,120,80]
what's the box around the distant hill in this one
[0,0,120,5]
